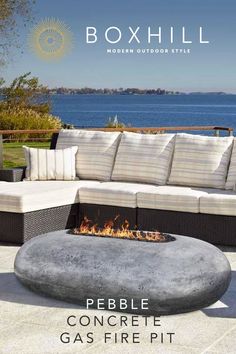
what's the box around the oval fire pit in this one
[14,230,231,315]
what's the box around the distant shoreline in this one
[1,92,236,100]
[1,89,236,97]
[47,92,236,96]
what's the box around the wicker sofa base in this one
[1,203,236,246]
[137,208,236,246]
[0,204,79,244]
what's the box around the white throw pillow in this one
[56,129,121,181]
[112,132,175,185]
[23,146,78,181]
[168,133,233,189]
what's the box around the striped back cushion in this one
[56,130,121,181]
[112,132,175,185]
[55,129,81,148]
[23,146,78,181]
[225,138,236,189]
[168,134,233,188]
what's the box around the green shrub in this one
[2,72,51,113]
[0,73,62,141]
[0,106,62,140]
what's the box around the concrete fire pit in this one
[14,230,231,315]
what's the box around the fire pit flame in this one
[73,216,174,243]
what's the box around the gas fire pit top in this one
[14,229,231,316]
[72,216,175,243]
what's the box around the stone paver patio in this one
[0,243,236,354]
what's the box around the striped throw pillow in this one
[168,134,233,189]
[23,146,78,181]
[225,138,236,189]
[56,130,121,181]
[112,132,175,185]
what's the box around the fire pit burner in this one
[72,216,175,243]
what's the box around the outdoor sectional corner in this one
[0,129,236,246]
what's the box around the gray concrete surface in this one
[0,241,236,353]
[14,231,231,315]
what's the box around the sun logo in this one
[29,18,73,60]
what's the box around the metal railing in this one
[84,126,234,136]
[0,126,233,169]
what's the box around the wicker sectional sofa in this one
[1,129,236,246]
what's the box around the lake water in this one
[51,94,236,135]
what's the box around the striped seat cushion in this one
[225,138,236,189]
[168,134,233,189]
[23,146,78,181]
[79,182,155,208]
[0,180,101,213]
[137,185,208,213]
[112,132,175,184]
[56,130,121,181]
[200,189,236,216]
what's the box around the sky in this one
[2,0,236,92]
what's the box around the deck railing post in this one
[0,134,3,169]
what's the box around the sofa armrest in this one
[0,167,26,182]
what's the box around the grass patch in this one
[3,141,50,168]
